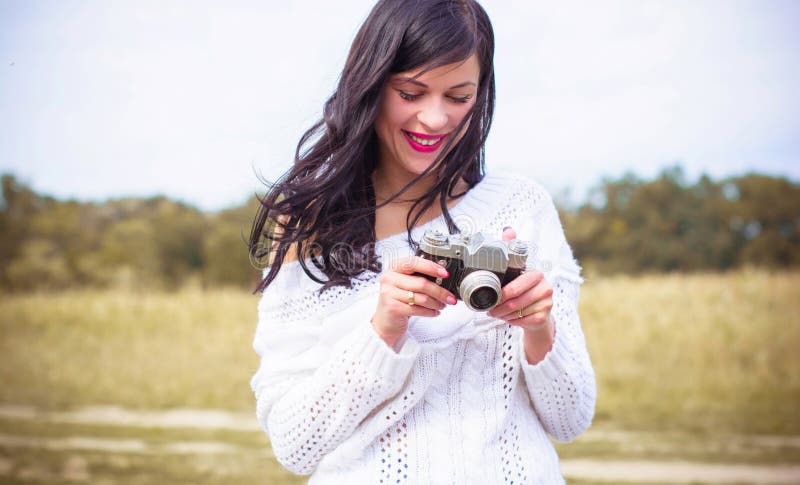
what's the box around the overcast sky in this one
[1,0,799,210]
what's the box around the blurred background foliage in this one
[1,165,799,293]
[562,166,800,274]
[0,174,261,292]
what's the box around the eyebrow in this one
[393,77,477,89]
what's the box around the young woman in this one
[248,1,595,482]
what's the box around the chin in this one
[402,153,443,174]
[403,161,439,178]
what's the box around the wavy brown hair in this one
[249,0,496,293]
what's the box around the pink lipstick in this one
[402,130,447,153]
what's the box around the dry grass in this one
[1,272,798,483]
[581,269,800,434]
[1,270,798,434]
[0,288,259,411]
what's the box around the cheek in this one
[375,100,396,144]
[450,105,475,142]
[383,99,413,129]
[378,93,409,126]
[454,101,475,124]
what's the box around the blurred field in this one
[1,270,799,483]
[582,269,800,435]
[0,287,257,412]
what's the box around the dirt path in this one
[561,459,800,484]
[0,404,259,431]
[0,432,246,456]
[1,405,799,484]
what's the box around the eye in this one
[448,94,473,104]
[397,90,421,101]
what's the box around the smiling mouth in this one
[403,130,447,152]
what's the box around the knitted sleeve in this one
[518,189,596,443]
[250,274,421,475]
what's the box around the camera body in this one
[414,229,528,312]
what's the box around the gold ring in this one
[517,308,524,319]
[407,290,415,306]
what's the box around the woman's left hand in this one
[487,227,554,337]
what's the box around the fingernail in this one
[447,295,457,305]
[502,226,511,231]
[438,268,449,278]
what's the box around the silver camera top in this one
[420,229,528,273]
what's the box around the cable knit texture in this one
[250,172,596,484]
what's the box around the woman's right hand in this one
[371,256,458,348]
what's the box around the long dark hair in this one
[249,0,496,293]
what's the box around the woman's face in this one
[374,54,480,178]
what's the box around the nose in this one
[417,98,448,132]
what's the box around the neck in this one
[372,165,439,203]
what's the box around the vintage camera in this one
[414,229,528,312]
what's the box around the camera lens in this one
[459,270,501,311]
[470,287,498,310]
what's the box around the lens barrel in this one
[459,270,502,311]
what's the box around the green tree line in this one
[0,174,260,291]
[1,166,798,291]
[562,166,800,274]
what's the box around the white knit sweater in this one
[250,172,596,484]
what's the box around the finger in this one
[501,226,517,241]
[502,270,544,301]
[497,296,552,322]
[382,272,458,305]
[527,283,553,306]
[495,284,552,321]
[381,273,458,305]
[391,287,445,311]
[385,297,441,319]
[390,255,449,279]
[489,271,545,317]
[507,310,551,329]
